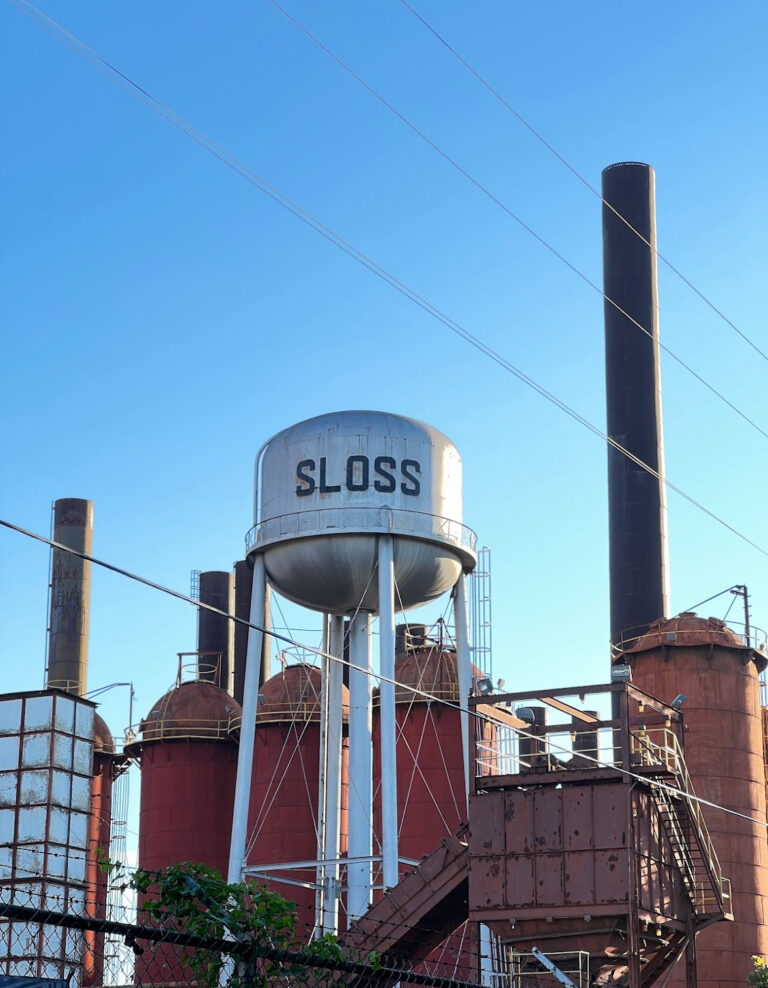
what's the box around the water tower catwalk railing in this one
[247,506,477,555]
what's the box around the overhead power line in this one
[1,515,765,833]
[7,0,768,557]
[264,0,768,441]
[398,0,768,365]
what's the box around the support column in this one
[377,536,398,890]
[347,610,373,921]
[227,553,267,885]
[317,615,344,934]
[453,573,472,805]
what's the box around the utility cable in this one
[6,0,768,554]
[2,516,766,834]
[398,0,768,364]
[264,0,768,440]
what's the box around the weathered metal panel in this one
[563,851,595,905]
[504,853,533,910]
[594,849,629,903]
[504,790,534,854]
[534,851,565,907]
[592,785,628,849]
[564,785,593,851]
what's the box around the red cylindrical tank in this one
[623,613,768,987]
[130,681,241,985]
[247,664,348,940]
[83,713,115,988]
[372,647,478,980]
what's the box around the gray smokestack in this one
[197,571,234,691]
[47,498,93,696]
[602,162,670,648]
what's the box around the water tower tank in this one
[248,411,476,613]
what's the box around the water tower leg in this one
[377,535,399,890]
[347,610,373,921]
[453,572,472,806]
[227,553,267,885]
[317,614,344,934]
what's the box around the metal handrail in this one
[128,714,242,743]
[631,727,729,914]
[246,505,478,555]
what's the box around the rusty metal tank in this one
[129,681,241,984]
[622,612,768,986]
[247,664,348,937]
[83,713,115,987]
[372,645,480,980]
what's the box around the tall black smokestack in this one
[197,570,234,691]
[602,162,669,648]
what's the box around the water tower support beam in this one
[317,614,344,934]
[347,610,373,920]
[453,573,472,804]
[377,535,398,889]
[227,553,267,885]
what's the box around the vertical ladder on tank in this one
[469,546,493,679]
[190,569,201,600]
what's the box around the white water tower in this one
[228,411,477,926]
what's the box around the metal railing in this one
[128,714,242,743]
[629,727,731,917]
[246,506,478,555]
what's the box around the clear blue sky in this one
[1,0,766,757]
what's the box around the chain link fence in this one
[0,891,497,988]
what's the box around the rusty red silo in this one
[372,645,479,980]
[623,612,768,986]
[247,664,348,939]
[83,713,115,987]
[128,680,241,984]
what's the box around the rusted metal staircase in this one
[631,729,733,928]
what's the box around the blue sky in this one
[1,0,766,766]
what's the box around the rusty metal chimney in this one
[47,498,94,696]
[602,162,670,649]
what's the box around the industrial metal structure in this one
[4,157,768,988]
[229,410,478,929]
[0,690,96,982]
[619,613,768,986]
[344,682,733,986]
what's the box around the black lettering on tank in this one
[346,455,369,492]
[296,459,316,497]
[400,459,421,496]
[319,456,342,494]
[373,456,396,493]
